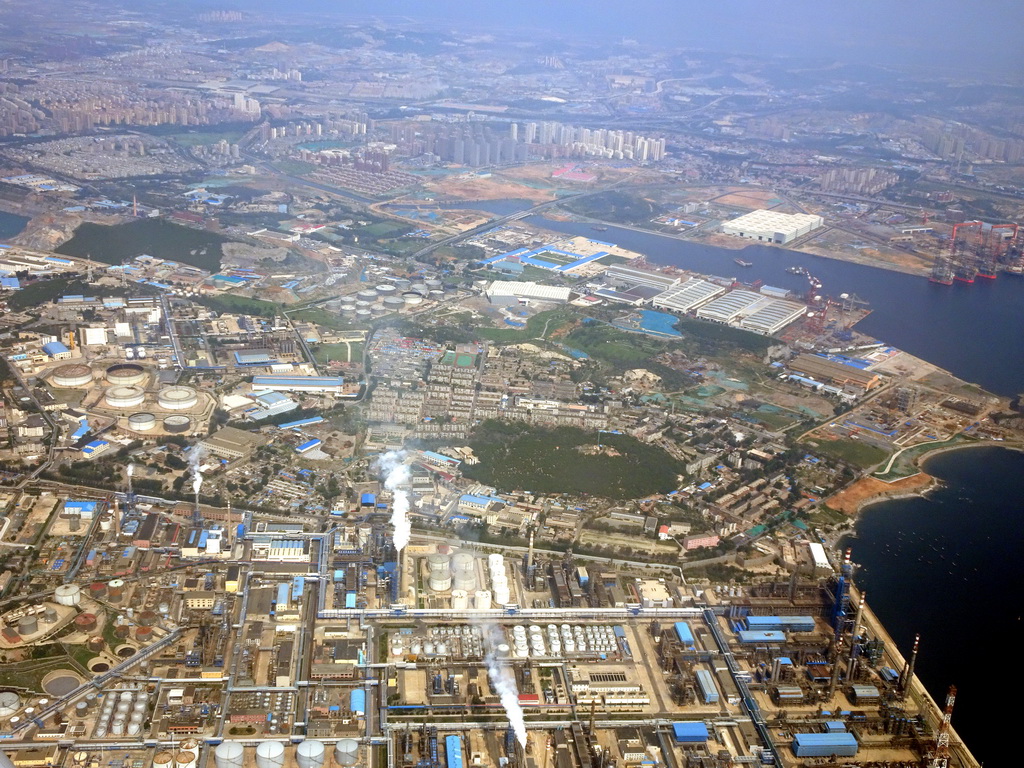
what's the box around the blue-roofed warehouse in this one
[350,688,366,715]
[738,630,787,644]
[445,735,463,768]
[674,622,695,648]
[791,733,858,758]
[42,341,71,359]
[296,438,322,454]
[671,722,709,743]
[745,615,815,633]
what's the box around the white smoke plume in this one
[126,462,134,478]
[188,445,206,502]
[482,622,527,748]
[374,451,411,553]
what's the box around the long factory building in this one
[619,273,806,335]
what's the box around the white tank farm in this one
[296,741,326,768]
[255,742,285,768]
[51,364,93,388]
[214,742,244,768]
[157,386,198,411]
[54,584,81,606]
[127,412,156,432]
[105,385,146,409]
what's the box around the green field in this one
[56,218,233,272]
[805,438,891,470]
[313,342,364,364]
[475,308,574,343]
[464,420,681,499]
[196,294,280,318]
[168,130,246,147]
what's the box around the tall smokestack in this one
[900,634,920,699]
[827,635,843,700]
[526,530,535,574]
[847,592,865,679]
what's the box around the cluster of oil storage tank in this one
[213,740,359,768]
[508,624,619,658]
[390,625,482,659]
[338,279,448,321]
[487,554,511,607]
[92,688,150,739]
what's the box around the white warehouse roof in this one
[652,278,724,313]
[486,281,571,303]
[696,290,764,323]
[721,210,823,244]
[739,298,806,335]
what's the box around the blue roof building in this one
[42,341,71,358]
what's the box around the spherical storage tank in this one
[255,742,285,768]
[127,412,156,432]
[105,363,146,387]
[158,386,198,411]
[55,584,81,606]
[296,740,326,768]
[334,740,359,768]
[52,364,93,388]
[214,742,244,768]
[163,415,192,434]
[105,385,146,409]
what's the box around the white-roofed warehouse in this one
[721,210,823,244]
[652,278,724,313]
[739,298,806,335]
[486,281,571,304]
[696,290,764,323]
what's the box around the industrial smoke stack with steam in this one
[482,623,527,747]
[375,451,412,553]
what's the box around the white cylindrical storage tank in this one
[296,740,326,768]
[340,304,357,317]
[105,385,145,409]
[402,292,424,306]
[452,573,476,591]
[154,752,174,768]
[382,296,406,312]
[450,552,475,573]
[174,752,196,768]
[354,300,373,310]
[428,573,452,592]
[334,739,359,768]
[158,386,198,411]
[355,310,372,322]
[356,289,378,303]
[451,589,469,610]
[127,412,156,432]
[55,584,82,606]
[256,742,285,768]
[494,587,510,606]
[52,364,93,388]
[487,554,504,571]
[410,283,428,295]
[370,304,387,316]
[0,692,19,717]
[425,279,443,289]
[105,363,146,386]
[214,742,244,768]
[474,590,491,608]
[427,554,449,574]
[375,284,397,297]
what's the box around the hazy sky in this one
[225,0,1024,74]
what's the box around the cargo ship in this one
[734,258,753,267]
[591,225,608,232]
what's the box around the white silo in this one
[334,739,359,767]
[474,590,492,608]
[54,584,81,606]
[256,742,285,768]
[174,751,197,768]
[214,742,244,768]
[451,590,469,610]
[296,741,325,768]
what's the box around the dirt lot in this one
[825,472,935,515]
[709,188,783,209]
